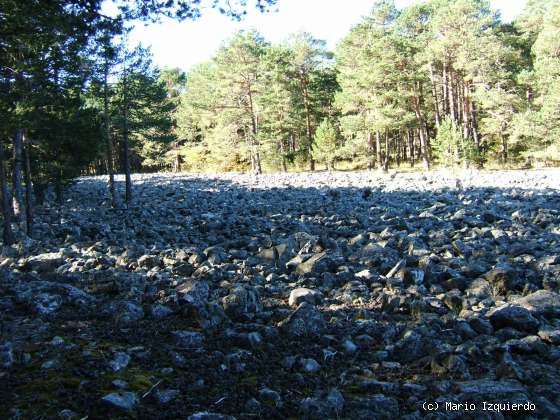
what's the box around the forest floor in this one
[1,169,560,419]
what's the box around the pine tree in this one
[313,119,339,170]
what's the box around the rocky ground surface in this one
[1,169,560,419]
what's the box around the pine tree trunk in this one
[123,110,132,204]
[12,129,25,223]
[500,129,508,164]
[123,65,132,204]
[300,77,315,171]
[280,141,288,172]
[367,132,375,170]
[22,132,33,237]
[470,100,481,167]
[375,131,382,169]
[383,130,389,172]
[103,61,116,208]
[408,130,415,168]
[174,144,181,173]
[396,131,401,167]
[412,82,431,170]
[429,63,441,127]
[442,60,449,116]
[247,91,262,175]
[449,70,457,124]
[0,141,15,245]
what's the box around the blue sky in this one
[106,0,527,71]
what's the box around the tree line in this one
[175,0,560,173]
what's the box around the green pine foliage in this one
[313,119,339,170]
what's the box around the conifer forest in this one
[1,1,560,419]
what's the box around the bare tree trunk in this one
[122,64,132,204]
[383,130,389,172]
[471,100,481,164]
[429,63,441,127]
[449,70,458,124]
[12,129,25,223]
[247,90,262,175]
[174,143,181,173]
[22,132,33,237]
[408,129,415,168]
[300,76,315,171]
[0,141,15,245]
[396,131,401,167]
[375,131,382,169]
[103,61,116,208]
[442,60,449,116]
[412,82,431,170]
[367,132,375,170]
[123,108,132,204]
[500,129,508,164]
[280,141,288,172]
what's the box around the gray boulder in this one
[487,305,540,333]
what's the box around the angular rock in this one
[177,280,209,307]
[278,302,326,338]
[20,252,63,272]
[109,352,131,372]
[295,252,336,274]
[153,389,180,405]
[515,290,560,318]
[487,305,540,333]
[221,285,261,320]
[102,392,139,411]
[288,288,323,307]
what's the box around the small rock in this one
[300,358,321,373]
[172,330,204,348]
[258,387,282,407]
[112,379,129,389]
[101,391,139,411]
[154,388,180,405]
[50,336,65,346]
[0,342,14,368]
[288,288,323,307]
[109,352,131,372]
[342,339,358,354]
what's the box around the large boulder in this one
[514,290,560,318]
[487,305,539,333]
[177,280,209,308]
[295,252,337,275]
